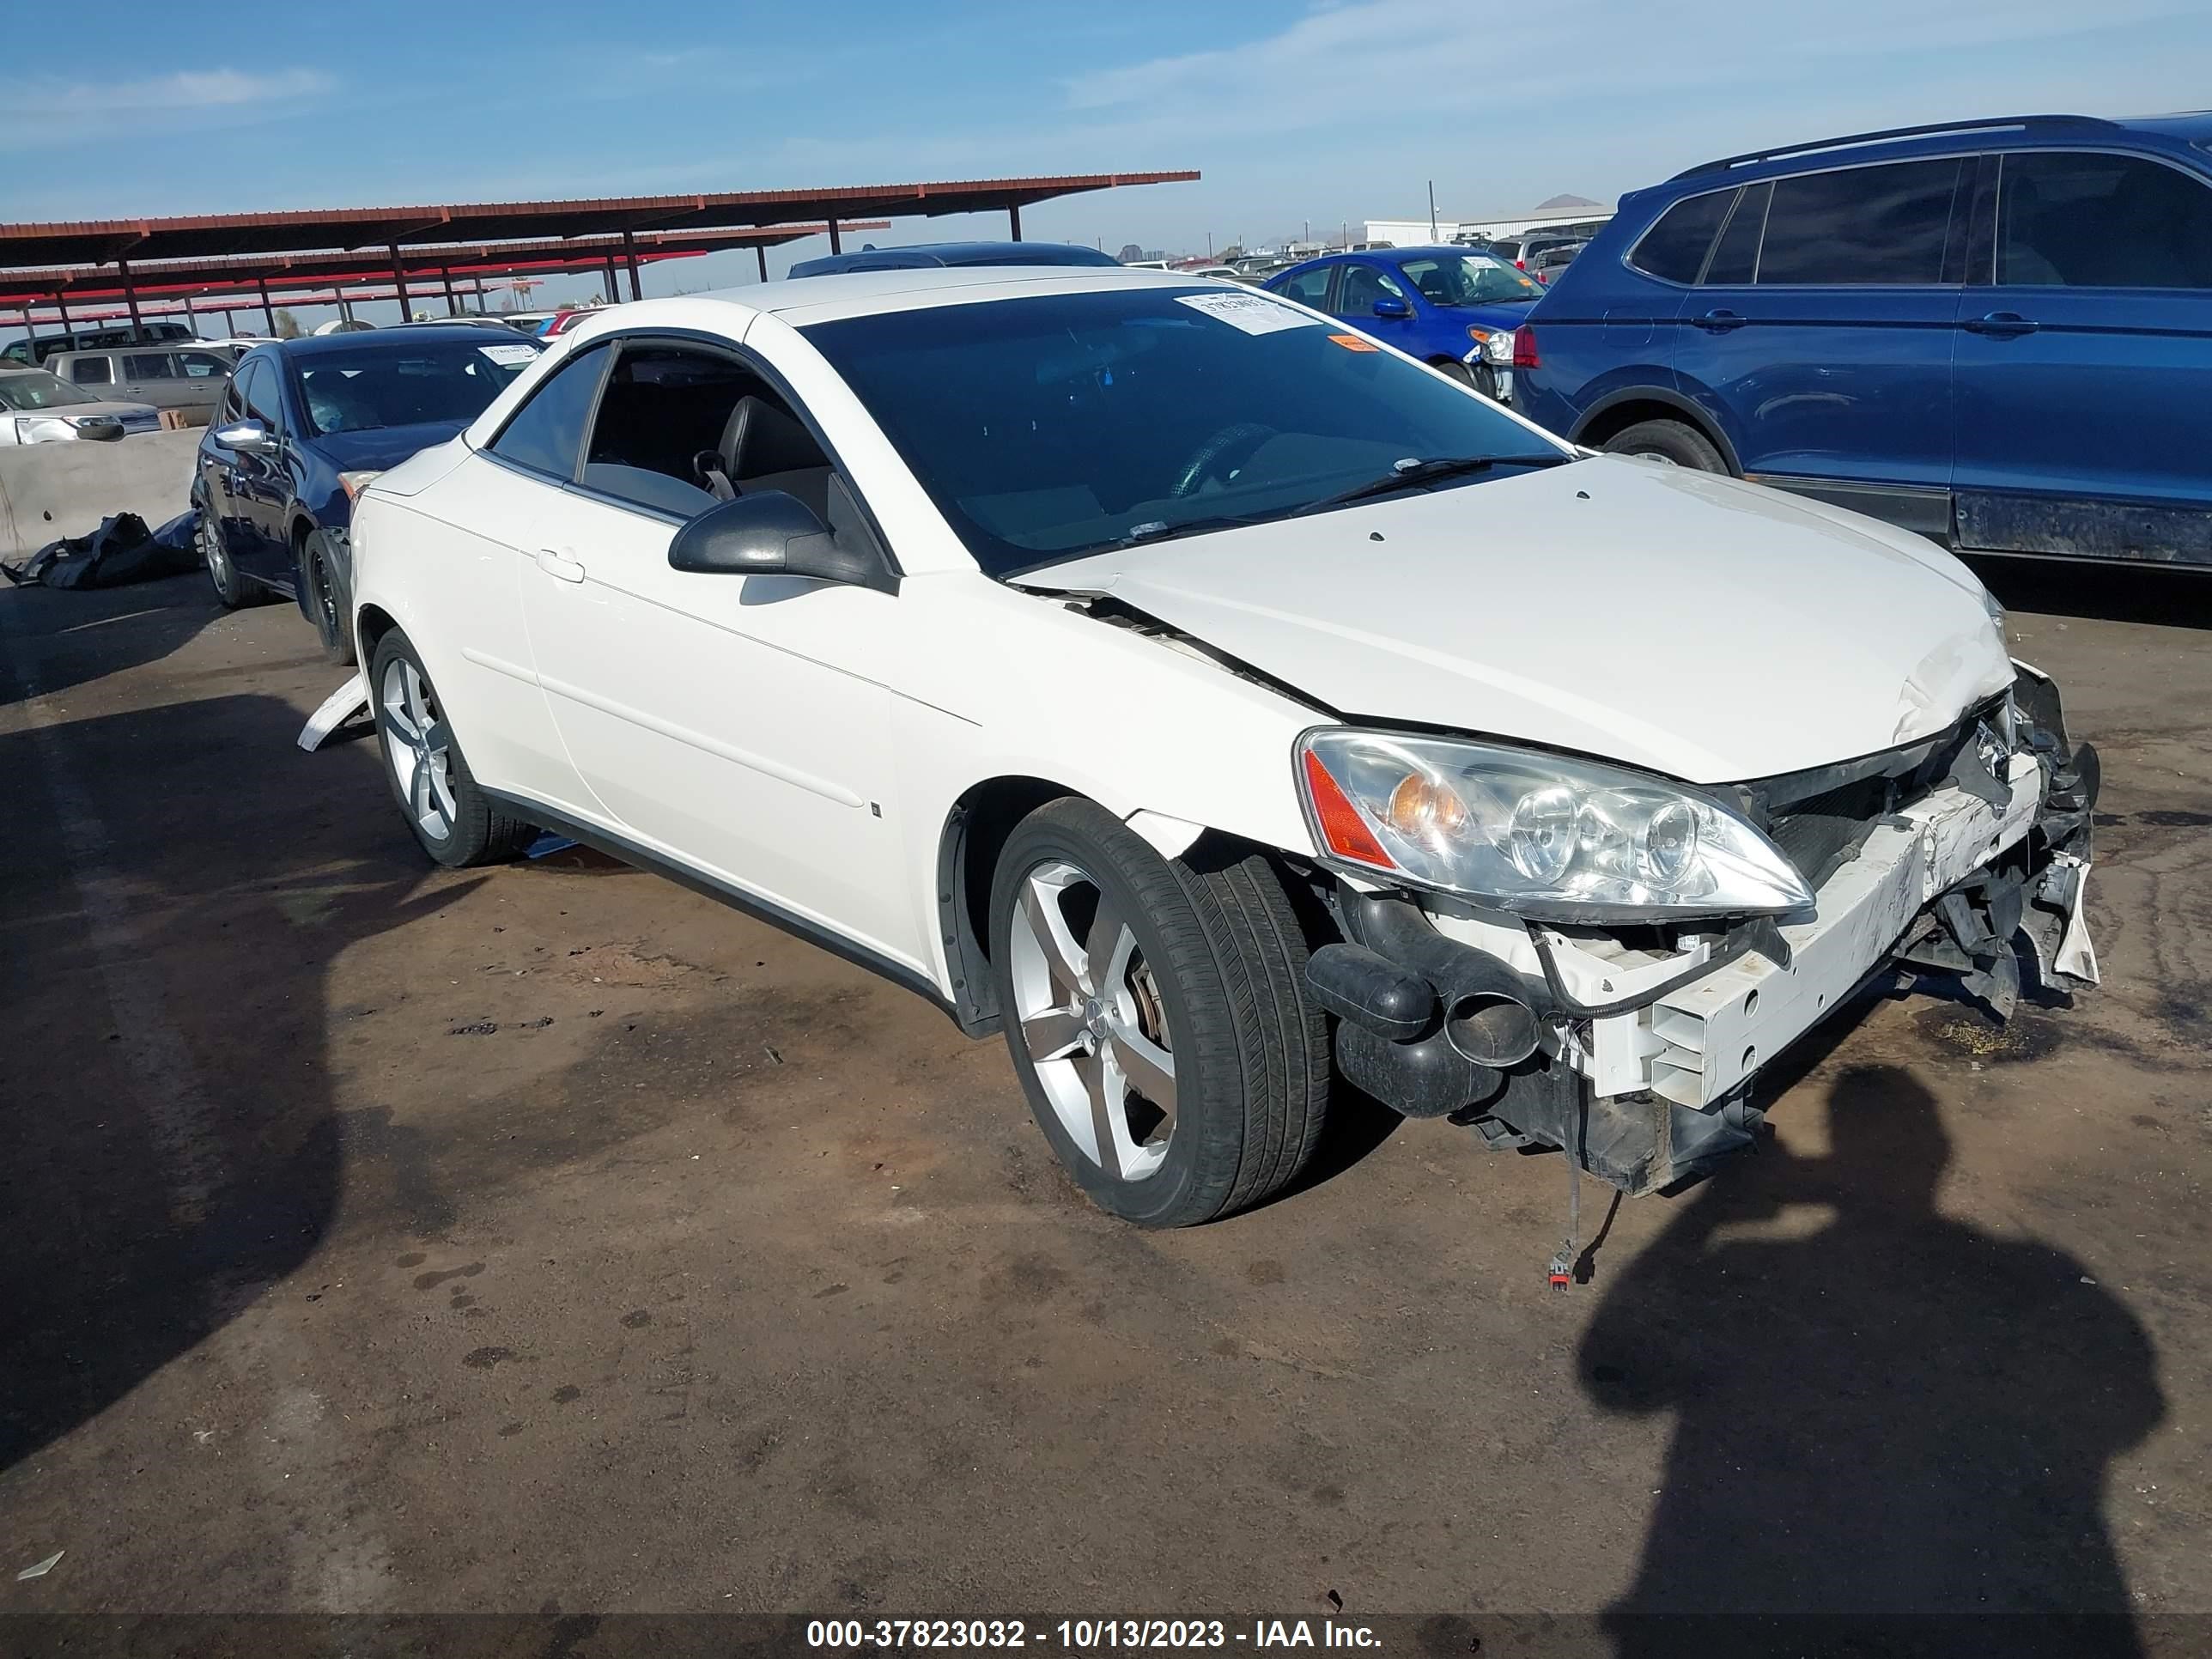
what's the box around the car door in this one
[201,368,252,559]
[1333,259,1419,350]
[119,349,182,410]
[1671,155,1968,535]
[1952,147,2212,566]
[1270,262,1338,315]
[231,358,294,582]
[515,335,922,966]
[171,347,234,417]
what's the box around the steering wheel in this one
[1169,422,1277,499]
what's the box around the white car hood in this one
[1012,455,2013,784]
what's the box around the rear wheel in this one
[1431,360,1477,388]
[197,503,263,610]
[299,529,356,665]
[369,629,534,868]
[1599,417,1729,472]
[989,799,1328,1227]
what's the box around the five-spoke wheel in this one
[990,798,1328,1226]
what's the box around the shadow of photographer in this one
[1579,1065,2164,1657]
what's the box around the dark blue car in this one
[1263,246,1542,400]
[787,240,1121,278]
[1513,112,2212,567]
[193,326,540,660]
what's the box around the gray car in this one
[49,343,237,423]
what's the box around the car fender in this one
[1573,380,1744,475]
[882,574,1327,1001]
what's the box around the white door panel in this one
[411,459,585,811]
[518,489,922,965]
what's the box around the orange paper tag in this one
[1328,333,1380,352]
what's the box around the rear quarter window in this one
[1628,189,1735,283]
[1756,158,1964,285]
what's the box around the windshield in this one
[0,370,96,411]
[296,338,537,436]
[1396,254,1541,307]
[802,286,1567,576]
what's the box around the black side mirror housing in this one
[1371,296,1413,319]
[667,489,893,592]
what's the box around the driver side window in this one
[1335,263,1407,314]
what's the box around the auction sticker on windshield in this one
[478,343,538,367]
[1174,292,1314,336]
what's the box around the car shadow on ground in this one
[1966,554,2212,629]
[0,572,234,706]
[0,686,465,1476]
[1578,1060,2164,1657]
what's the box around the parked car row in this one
[333,262,2098,1234]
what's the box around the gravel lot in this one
[1,560,2206,1647]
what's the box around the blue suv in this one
[1264,246,1541,400]
[1513,113,2212,566]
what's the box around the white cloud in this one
[17,66,334,118]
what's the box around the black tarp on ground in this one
[1,509,199,590]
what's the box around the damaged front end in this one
[1303,663,2100,1197]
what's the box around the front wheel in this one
[988,799,1328,1227]
[299,529,356,665]
[368,629,535,868]
[197,502,263,610]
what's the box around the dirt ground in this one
[0,558,2206,1648]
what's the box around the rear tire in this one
[988,799,1328,1227]
[1599,417,1729,472]
[299,530,356,665]
[1432,360,1477,388]
[368,628,535,869]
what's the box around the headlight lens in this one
[338,469,385,500]
[1977,582,2005,631]
[1462,326,1518,367]
[1296,729,1814,921]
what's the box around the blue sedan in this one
[192,326,540,662]
[1264,247,1541,401]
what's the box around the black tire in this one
[368,628,535,869]
[299,529,356,665]
[196,500,265,610]
[1431,360,1477,388]
[988,799,1328,1227]
[1599,417,1729,472]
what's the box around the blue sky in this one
[7,0,2211,318]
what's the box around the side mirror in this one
[212,418,271,454]
[1371,296,1413,319]
[667,489,890,592]
[75,418,125,443]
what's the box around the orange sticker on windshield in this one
[1328,333,1380,351]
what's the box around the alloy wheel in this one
[1007,859,1177,1181]
[198,514,233,593]
[379,657,457,842]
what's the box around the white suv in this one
[348,268,2099,1227]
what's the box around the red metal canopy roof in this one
[0,224,884,310]
[0,173,1199,268]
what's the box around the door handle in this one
[1962,311,2039,337]
[535,548,586,583]
[1692,308,1747,331]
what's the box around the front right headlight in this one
[1297,728,1813,922]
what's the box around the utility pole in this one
[1206,231,1213,257]
[1428,180,1439,241]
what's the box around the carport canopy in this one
[0,170,1199,335]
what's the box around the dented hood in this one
[1012,455,2013,784]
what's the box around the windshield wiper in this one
[1117,514,1265,547]
[1294,453,1572,514]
